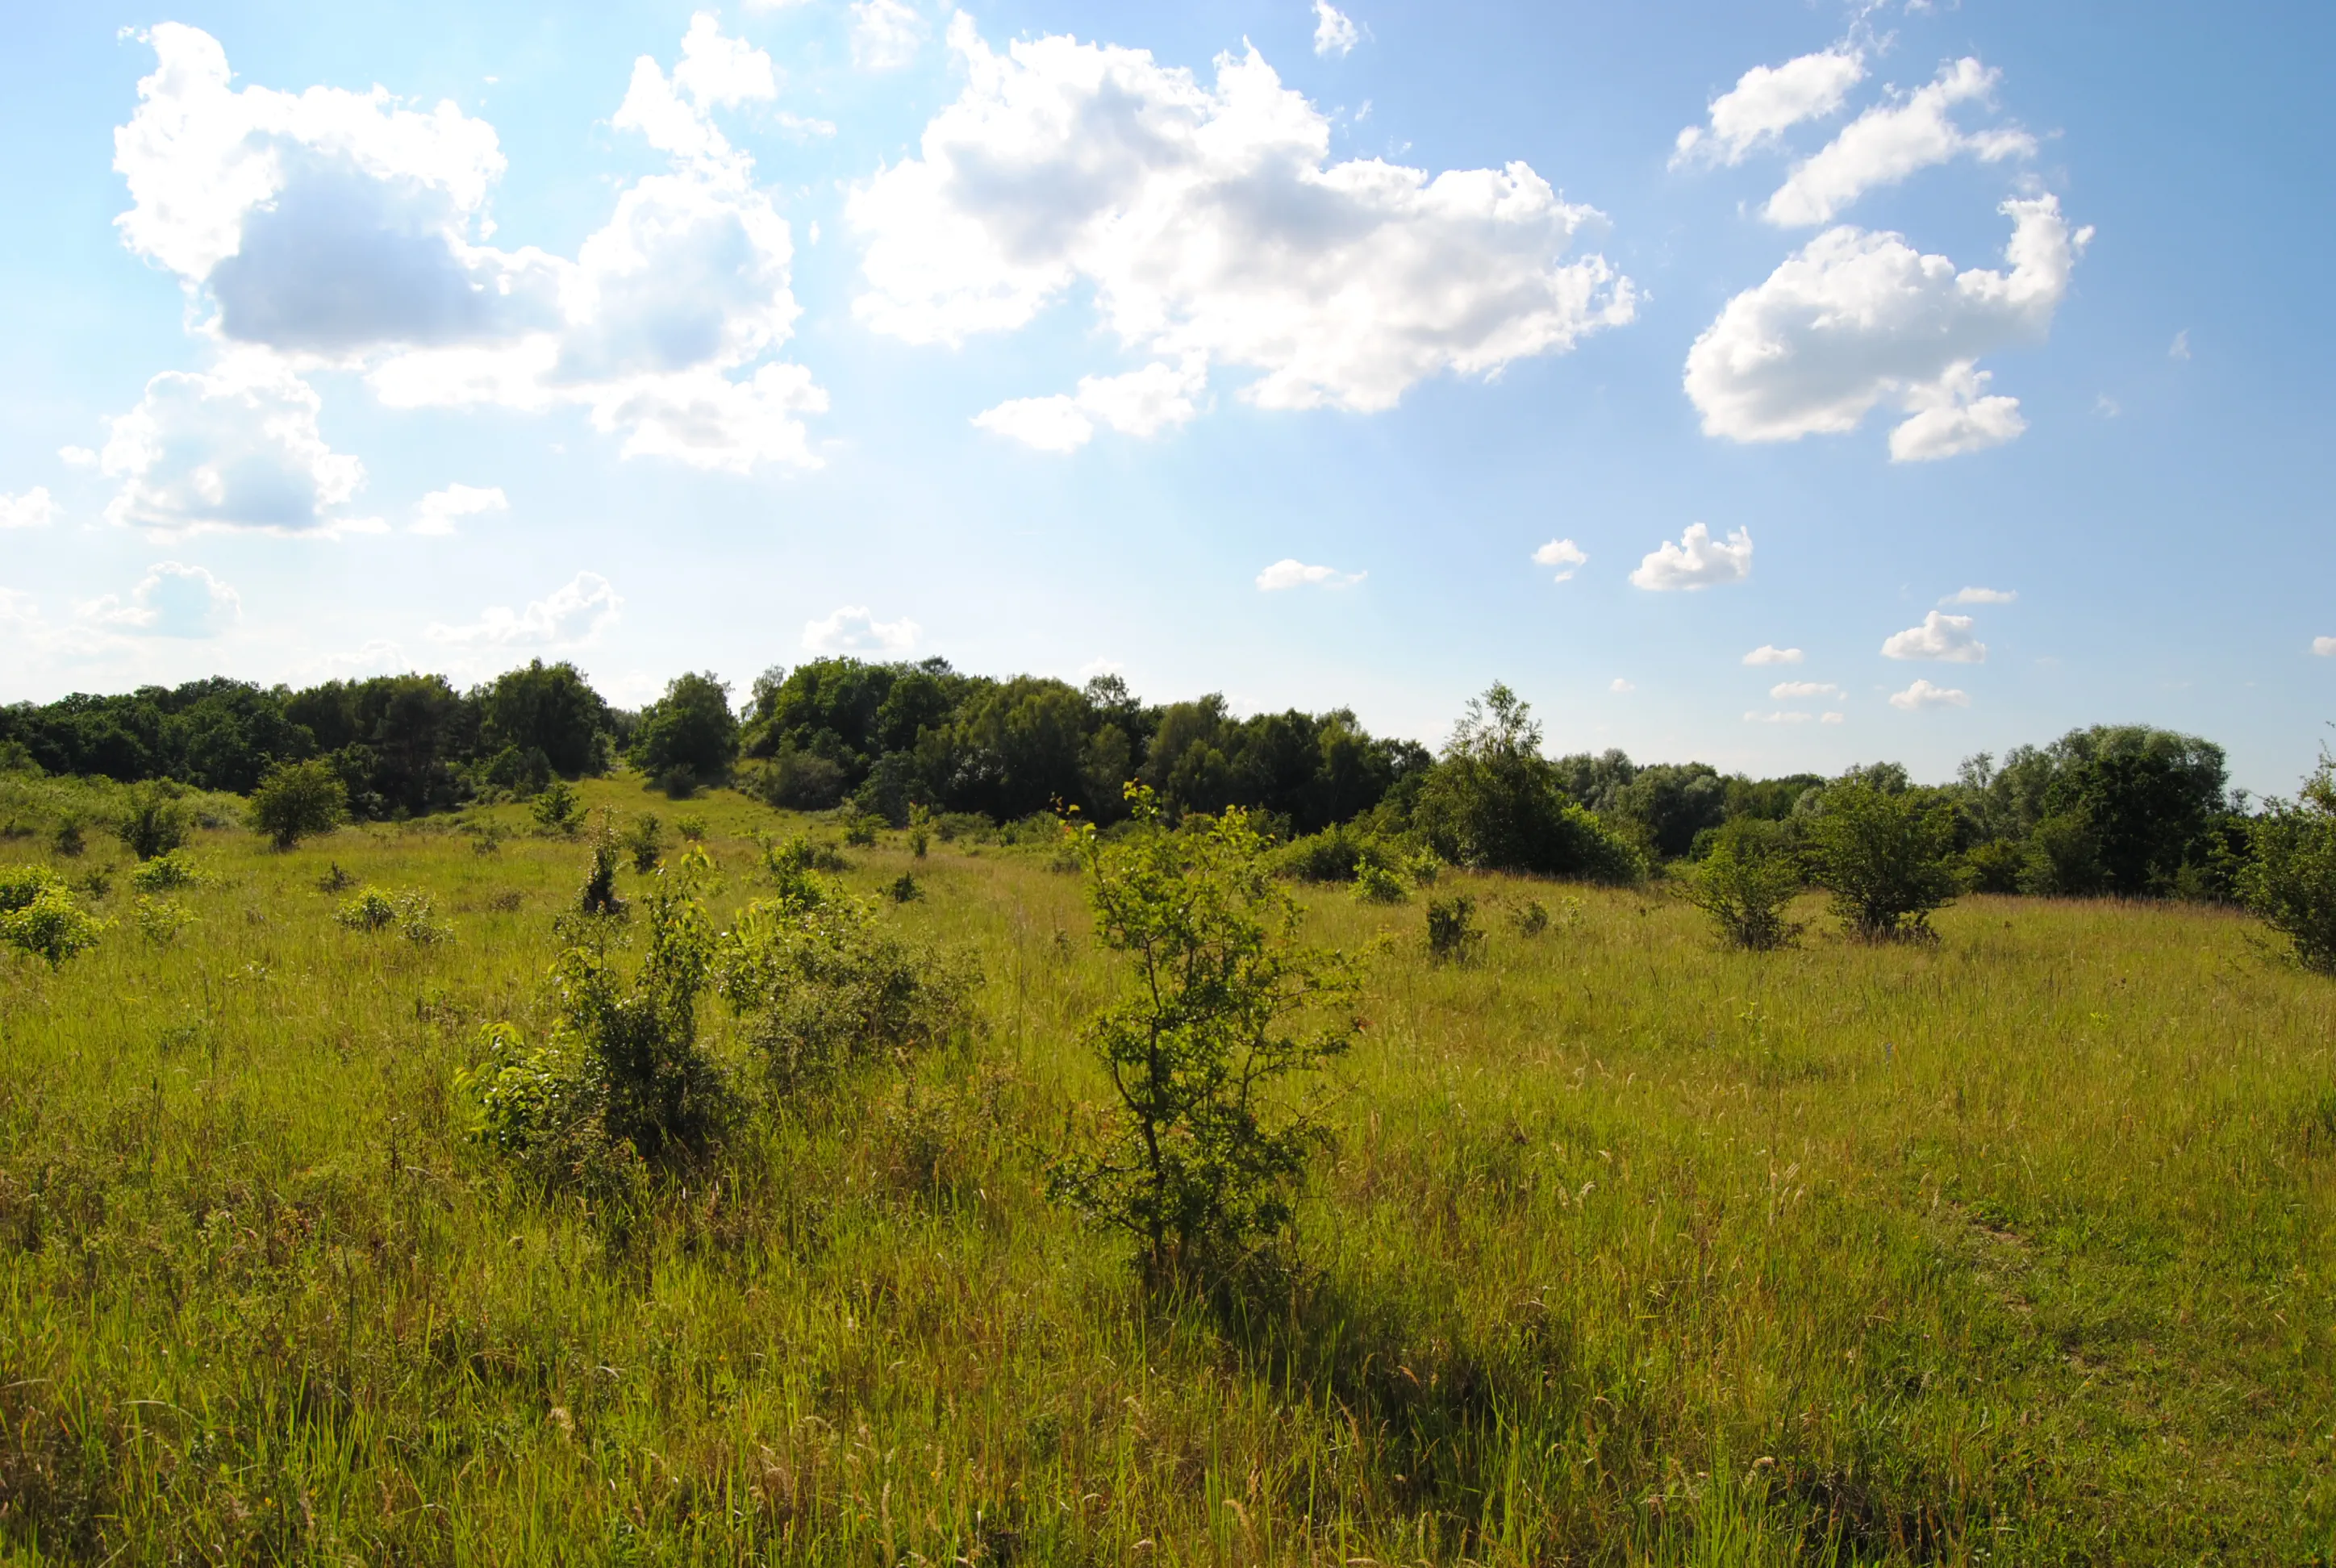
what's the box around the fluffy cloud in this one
[1742,644,1804,665]
[1881,610,1985,662]
[1629,523,1751,590]
[1943,586,2016,605]
[101,356,368,532]
[1672,48,1863,168]
[1532,538,1587,581]
[1888,678,1970,711]
[427,572,621,648]
[853,0,924,71]
[78,561,243,638]
[1257,558,1364,590]
[0,488,54,529]
[1685,196,2087,460]
[1609,678,1635,694]
[1762,58,2033,227]
[851,18,1633,429]
[803,605,920,655]
[1744,709,1814,724]
[112,19,823,475]
[2313,636,2336,657]
[1313,1,1361,57]
[413,482,507,536]
[974,359,1205,450]
[1770,680,1841,699]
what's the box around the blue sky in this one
[2,0,2330,790]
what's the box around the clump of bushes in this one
[0,865,106,968]
[1409,684,1646,885]
[1685,819,1805,950]
[1804,774,1961,940]
[624,811,666,873]
[336,887,451,945]
[531,779,582,835]
[130,850,201,894]
[115,781,192,861]
[2242,755,2336,975]
[135,895,196,948]
[1425,894,1483,963]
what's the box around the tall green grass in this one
[1,777,2333,1562]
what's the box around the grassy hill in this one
[2,776,2332,1563]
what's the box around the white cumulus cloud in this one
[1672,48,1864,169]
[101,355,368,532]
[2313,636,2336,657]
[1257,558,1364,590]
[1888,678,1970,711]
[78,561,243,638]
[1762,57,2034,227]
[1312,1,1360,57]
[1629,522,1751,591]
[1743,644,1804,665]
[113,18,824,475]
[0,488,55,529]
[1532,537,1587,581]
[1881,609,1986,662]
[1684,195,2087,461]
[849,17,1634,427]
[413,482,508,536]
[1821,711,1846,725]
[803,604,921,655]
[1942,586,2016,605]
[1771,680,1841,699]
[427,572,621,648]
[1609,678,1636,694]
[853,0,924,71]
[974,359,1205,451]
[1745,709,1814,724]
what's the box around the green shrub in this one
[675,815,708,842]
[0,863,66,914]
[115,782,192,861]
[51,819,86,857]
[624,811,666,873]
[1962,838,2027,895]
[1409,684,1646,885]
[1,884,106,969]
[335,888,398,932]
[1805,776,1960,940]
[838,805,879,848]
[580,813,627,917]
[887,873,922,903]
[130,850,200,894]
[1510,899,1550,936]
[1353,858,1409,904]
[1684,819,1804,950]
[1425,894,1483,962]
[135,895,196,948]
[249,759,348,850]
[2241,758,2336,975]
[1046,786,1358,1285]
[715,891,975,1095]
[531,779,582,835]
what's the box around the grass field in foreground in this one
[2,775,2334,1564]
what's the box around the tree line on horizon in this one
[0,656,2296,904]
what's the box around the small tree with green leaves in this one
[531,778,582,835]
[248,758,348,850]
[1685,819,1805,949]
[1805,775,1961,940]
[2241,753,2336,975]
[1048,786,1360,1287]
[116,781,192,861]
[1,868,105,970]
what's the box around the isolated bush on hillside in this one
[530,778,581,835]
[1411,684,1645,885]
[1047,785,1360,1287]
[129,850,200,894]
[580,814,627,918]
[115,781,192,861]
[1,867,105,969]
[2241,755,2336,975]
[1425,894,1483,962]
[624,811,665,874]
[1685,818,1805,950]
[1805,775,1961,940]
[628,672,739,785]
[715,888,975,1095]
[248,758,348,850]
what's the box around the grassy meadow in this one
[3,774,2334,1563]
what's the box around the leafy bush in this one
[580,817,627,918]
[2241,757,2336,975]
[675,815,708,842]
[1805,776,1961,940]
[0,864,65,914]
[248,759,348,850]
[1684,819,1804,950]
[1425,895,1483,962]
[51,819,85,857]
[1961,838,2027,895]
[333,886,446,943]
[887,873,922,903]
[1411,684,1646,884]
[715,890,975,1095]
[624,812,666,874]
[1510,899,1550,936]
[135,895,196,948]
[628,672,739,785]
[471,860,735,1169]
[1,882,106,969]
[115,782,192,861]
[1353,858,1409,904]
[337,887,398,932]
[1046,786,1358,1285]
[130,850,200,894]
[839,805,879,847]
[530,779,582,835]
[736,750,849,811]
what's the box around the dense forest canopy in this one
[0,657,2264,899]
